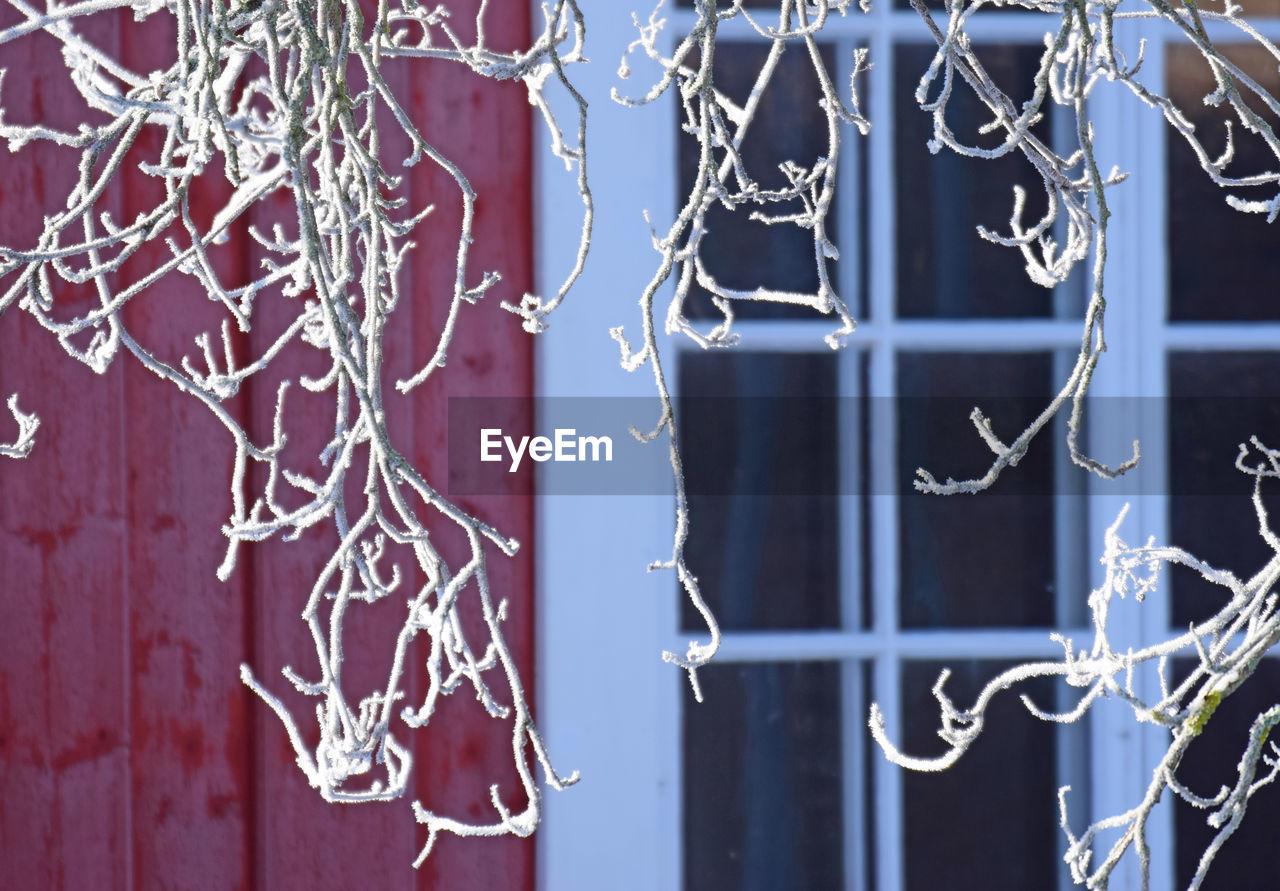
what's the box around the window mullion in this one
[867,21,908,890]
[1078,20,1177,889]
[1133,29,1177,890]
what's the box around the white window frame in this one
[535,3,1280,889]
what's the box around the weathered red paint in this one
[0,2,536,888]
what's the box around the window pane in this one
[677,41,843,320]
[683,661,845,891]
[1169,352,1280,626]
[1167,44,1280,320]
[679,351,842,630]
[896,352,1056,628]
[1173,658,1280,887]
[902,660,1060,891]
[895,44,1057,318]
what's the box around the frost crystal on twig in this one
[0,393,38,458]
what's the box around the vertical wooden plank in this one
[115,14,255,889]
[1,10,257,889]
[401,3,537,887]
[243,0,538,884]
[120,285,255,890]
[242,251,424,878]
[0,12,129,891]
[244,21,419,884]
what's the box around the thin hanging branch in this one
[612,0,868,698]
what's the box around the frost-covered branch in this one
[874,440,1280,888]
[908,0,1280,493]
[0,393,38,457]
[610,0,869,698]
[0,0,587,865]
[9,0,1280,873]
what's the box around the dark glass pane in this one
[861,661,878,890]
[683,661,844,891]
[677,41,842,320]
[895,44,1055,318]
[1174,658,1280,888]
[897,352,1056,627]
[902,660,1059,891]
[1168,45,1280,320]
[1169,353,1280,626]
[680,351,842,630]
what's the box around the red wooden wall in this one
[0,3,536,888]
